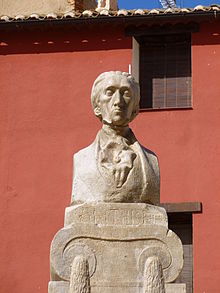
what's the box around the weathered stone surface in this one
[165,284,186,293]
[65,203,168,228]
[50,203,183,291]
[48,281,186,293]
[69,256,90,293]
[48,281,69,293]
[143,256,165,293]
[71,72,160,205]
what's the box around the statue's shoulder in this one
[74,131,101,161]
[130,129,158,166]
[74,140,96,162]
[141,145,158,160]
[73,133,101,171]
[140,145,160,177]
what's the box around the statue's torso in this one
[71,129,160,205]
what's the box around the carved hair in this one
[91,71,140,122]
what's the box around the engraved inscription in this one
[70,206,166,227]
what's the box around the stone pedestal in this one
[49,203,186,293]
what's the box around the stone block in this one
[166,284,186,293]
[50,203,184,292]
[48,281,69,293]
[64,203,168,228]
[48,281,186,293]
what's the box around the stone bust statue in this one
[71,71,160,205]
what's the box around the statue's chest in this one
[97,152,147,201]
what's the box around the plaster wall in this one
[0,26,132,293]
[132,22,220,292]
[0,0,73,17]
[0,23,220,293]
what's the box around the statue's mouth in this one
[113,108,123,114]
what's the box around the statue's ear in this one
[94,107,101,117]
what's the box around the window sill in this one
[160,202,202,214]
[139,106,193,112]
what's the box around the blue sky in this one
[118,0,220,9]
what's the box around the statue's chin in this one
[103,118,129,128]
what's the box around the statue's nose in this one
[113,90,123,106]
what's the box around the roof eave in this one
[1,10,220,31]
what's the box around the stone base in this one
[49,203,185,292]
[48,281,186,293]
[48,281,68,293]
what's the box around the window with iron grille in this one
[138,33,192,110]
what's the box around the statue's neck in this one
[101,123,130,138]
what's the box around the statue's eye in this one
[123,90,131,97]
[106,89,114,96]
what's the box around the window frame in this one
[130,24,199,111]
[160,201,202,293]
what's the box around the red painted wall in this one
[132,22,220,293]
[0,22,220,293]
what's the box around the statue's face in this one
[96,75,135,127]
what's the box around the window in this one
[160,201,202,293]
[134,33,192,110]
[168,212,193,293]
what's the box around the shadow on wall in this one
[0,25,131,55]
[1,21,220,55]
[192,22,220,46]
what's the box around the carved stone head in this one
[91,71,140,127]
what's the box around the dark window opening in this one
[168,213,193,293]
[138,34,192,110]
